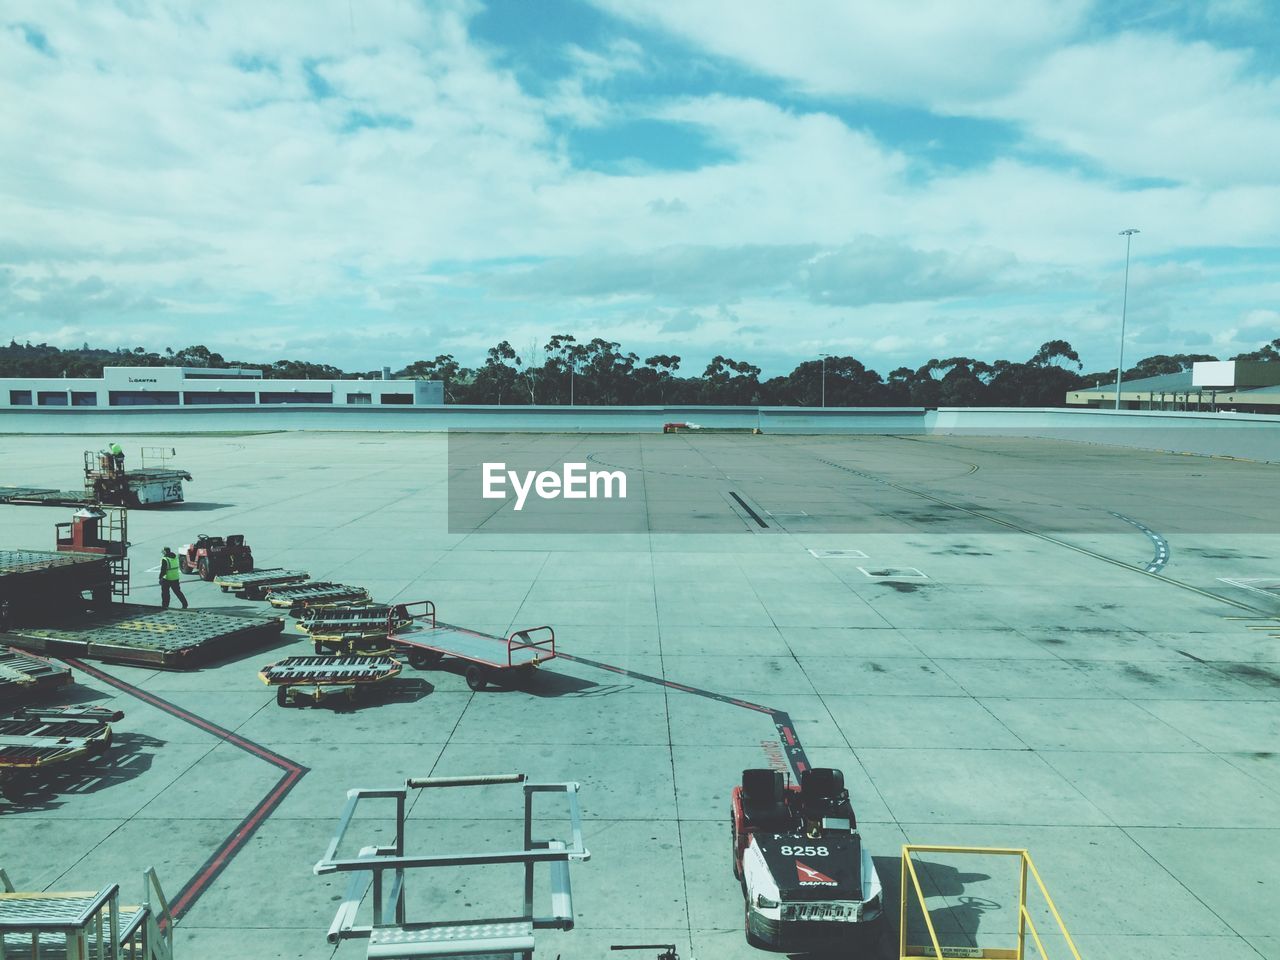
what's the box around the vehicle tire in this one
[465,666,487,691]
[244,558,254,572]
[179,556,192,575]
[276,685,290,708]
[408,649,442,670]
[197,557,211,581]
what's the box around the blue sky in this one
[1,0,1277,377]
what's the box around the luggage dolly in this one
[387,601,556,691]
[260,654,401,708]
[314,773,589,960]
[0,705,124,800]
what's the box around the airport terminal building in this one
[0,365,444,409]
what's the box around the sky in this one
[2,0,1278,378]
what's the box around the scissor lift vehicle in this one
[264,582,371,612]
[260,654,402,708]
[0,705,124,800]
[214,567,311,599]
[314,773,589,960]
[0,866,173,960]
[297,604,415,655]
[388,601,555,691]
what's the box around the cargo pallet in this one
[264,582,371,611]
[260,654,401,708]
[215,567,311,599]
[389,601,555,691]
[0,648,72,704]
[0,866,173,960]
[1,604,285,668]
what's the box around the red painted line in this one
[62,657,309,919]
[781,726,796,745]
[66,658,301,772]
[168,765,305,918]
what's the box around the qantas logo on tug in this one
[795,861,837,886]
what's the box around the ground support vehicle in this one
[0,448,191,508]
[731,767,883,952]
[314,773,589,959]
[178,534,253,580]
[296,604,415,655]
[388,601,555,691]
[214,567,310,599]
[0,866,173,959]
[0,704,124,799]
[260,654,401,707]
[263,582,371,612]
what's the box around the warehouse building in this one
[0,366,444,409]
[1066,359,1280,412]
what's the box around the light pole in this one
[1115,228,1139,410]
[820,353,831,408]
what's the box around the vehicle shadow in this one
[0,730,163,812]
[173,501,239,511]
[289,676,435,713]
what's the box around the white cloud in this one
[586,0,1089,103]
[972,32,1280,187]
[0,1,1275,374]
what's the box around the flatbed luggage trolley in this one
[389,601,556,691]
[260,654,402,708]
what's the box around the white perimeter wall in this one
[1,405,1278,462]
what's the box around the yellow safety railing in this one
[899,845,1082,960]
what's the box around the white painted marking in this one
[1218,577,1280,598]
[144,564,162,573]
[857,566,928,579]
[808,549,868,559]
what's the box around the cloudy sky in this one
[2,0,1277,376]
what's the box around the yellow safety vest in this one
[162,556,181,581]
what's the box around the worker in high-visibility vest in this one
[109,442,125,472]
[159,547,189,610]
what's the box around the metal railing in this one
[899,845,1082,960]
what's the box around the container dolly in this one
[0,704,124,800]
[297,603,415,655]
[214,567,311,599]
[260,653,402,708]
[387,601,555,691]
[264,581,371,612]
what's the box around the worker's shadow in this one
[0,731,163,812]
[895,858,997,955]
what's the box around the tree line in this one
[3,336,1277,406]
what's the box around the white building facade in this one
[0,366,444,409]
